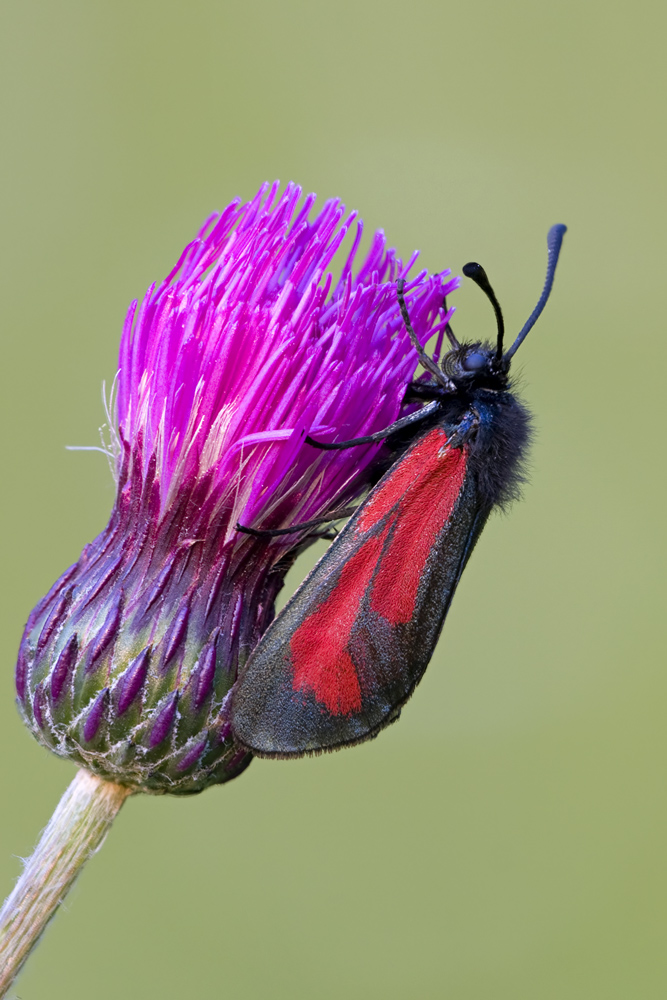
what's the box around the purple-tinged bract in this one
[16,182,458,794]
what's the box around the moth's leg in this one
[444,407,481,451]
[403,380,450,404]
[236,507,357,538]
[396,279,452,389]
[441,293,460,353]
[306,400,440,450]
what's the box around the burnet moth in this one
[231,225,567,757]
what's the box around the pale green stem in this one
[0,768,132,997]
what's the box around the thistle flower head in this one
[16,182,459,794]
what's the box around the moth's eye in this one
[462,352,486,372]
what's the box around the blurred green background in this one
[1,0,665,996]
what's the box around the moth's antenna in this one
[462,262,505,360]
[504,224,567,361]
[442,295,460,350]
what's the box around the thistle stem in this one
[0,768,132,996]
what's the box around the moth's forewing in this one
[230,425,486,757]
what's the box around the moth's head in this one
[441,340,510,390]
[437,260,510,390]
[399,226,566,398]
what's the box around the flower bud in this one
[16,183,457,794]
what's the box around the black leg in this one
[397,279,452,389]
[404,380,448,403]
[306,399,441,450]
[445,407,480,450]
[236,506,358,538]
[442,294,460,351]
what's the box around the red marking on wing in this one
[370,444,467,624]
[290,429,466,713]
[290,523,392,715]
[356,427,449,533]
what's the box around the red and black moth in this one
[231,225,567,757]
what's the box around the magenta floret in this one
[116,181,457,530]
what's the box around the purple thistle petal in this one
[83,688,109,743]
[148,692,179,748]
[86,592,123,672]
[160,603,190,668]
[116,647,151,715]
[50,634,79,702]
[35,587,73,655]
[32,685,47,729]
[141,556,178,612]
[15,643,29,703]
[193,642,217,711]
[176,738,208,773]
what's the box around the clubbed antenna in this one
[462,262,505,359]
[504,224,567,360]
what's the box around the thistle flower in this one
[15,182,458,795]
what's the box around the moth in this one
[231,225,567,756]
